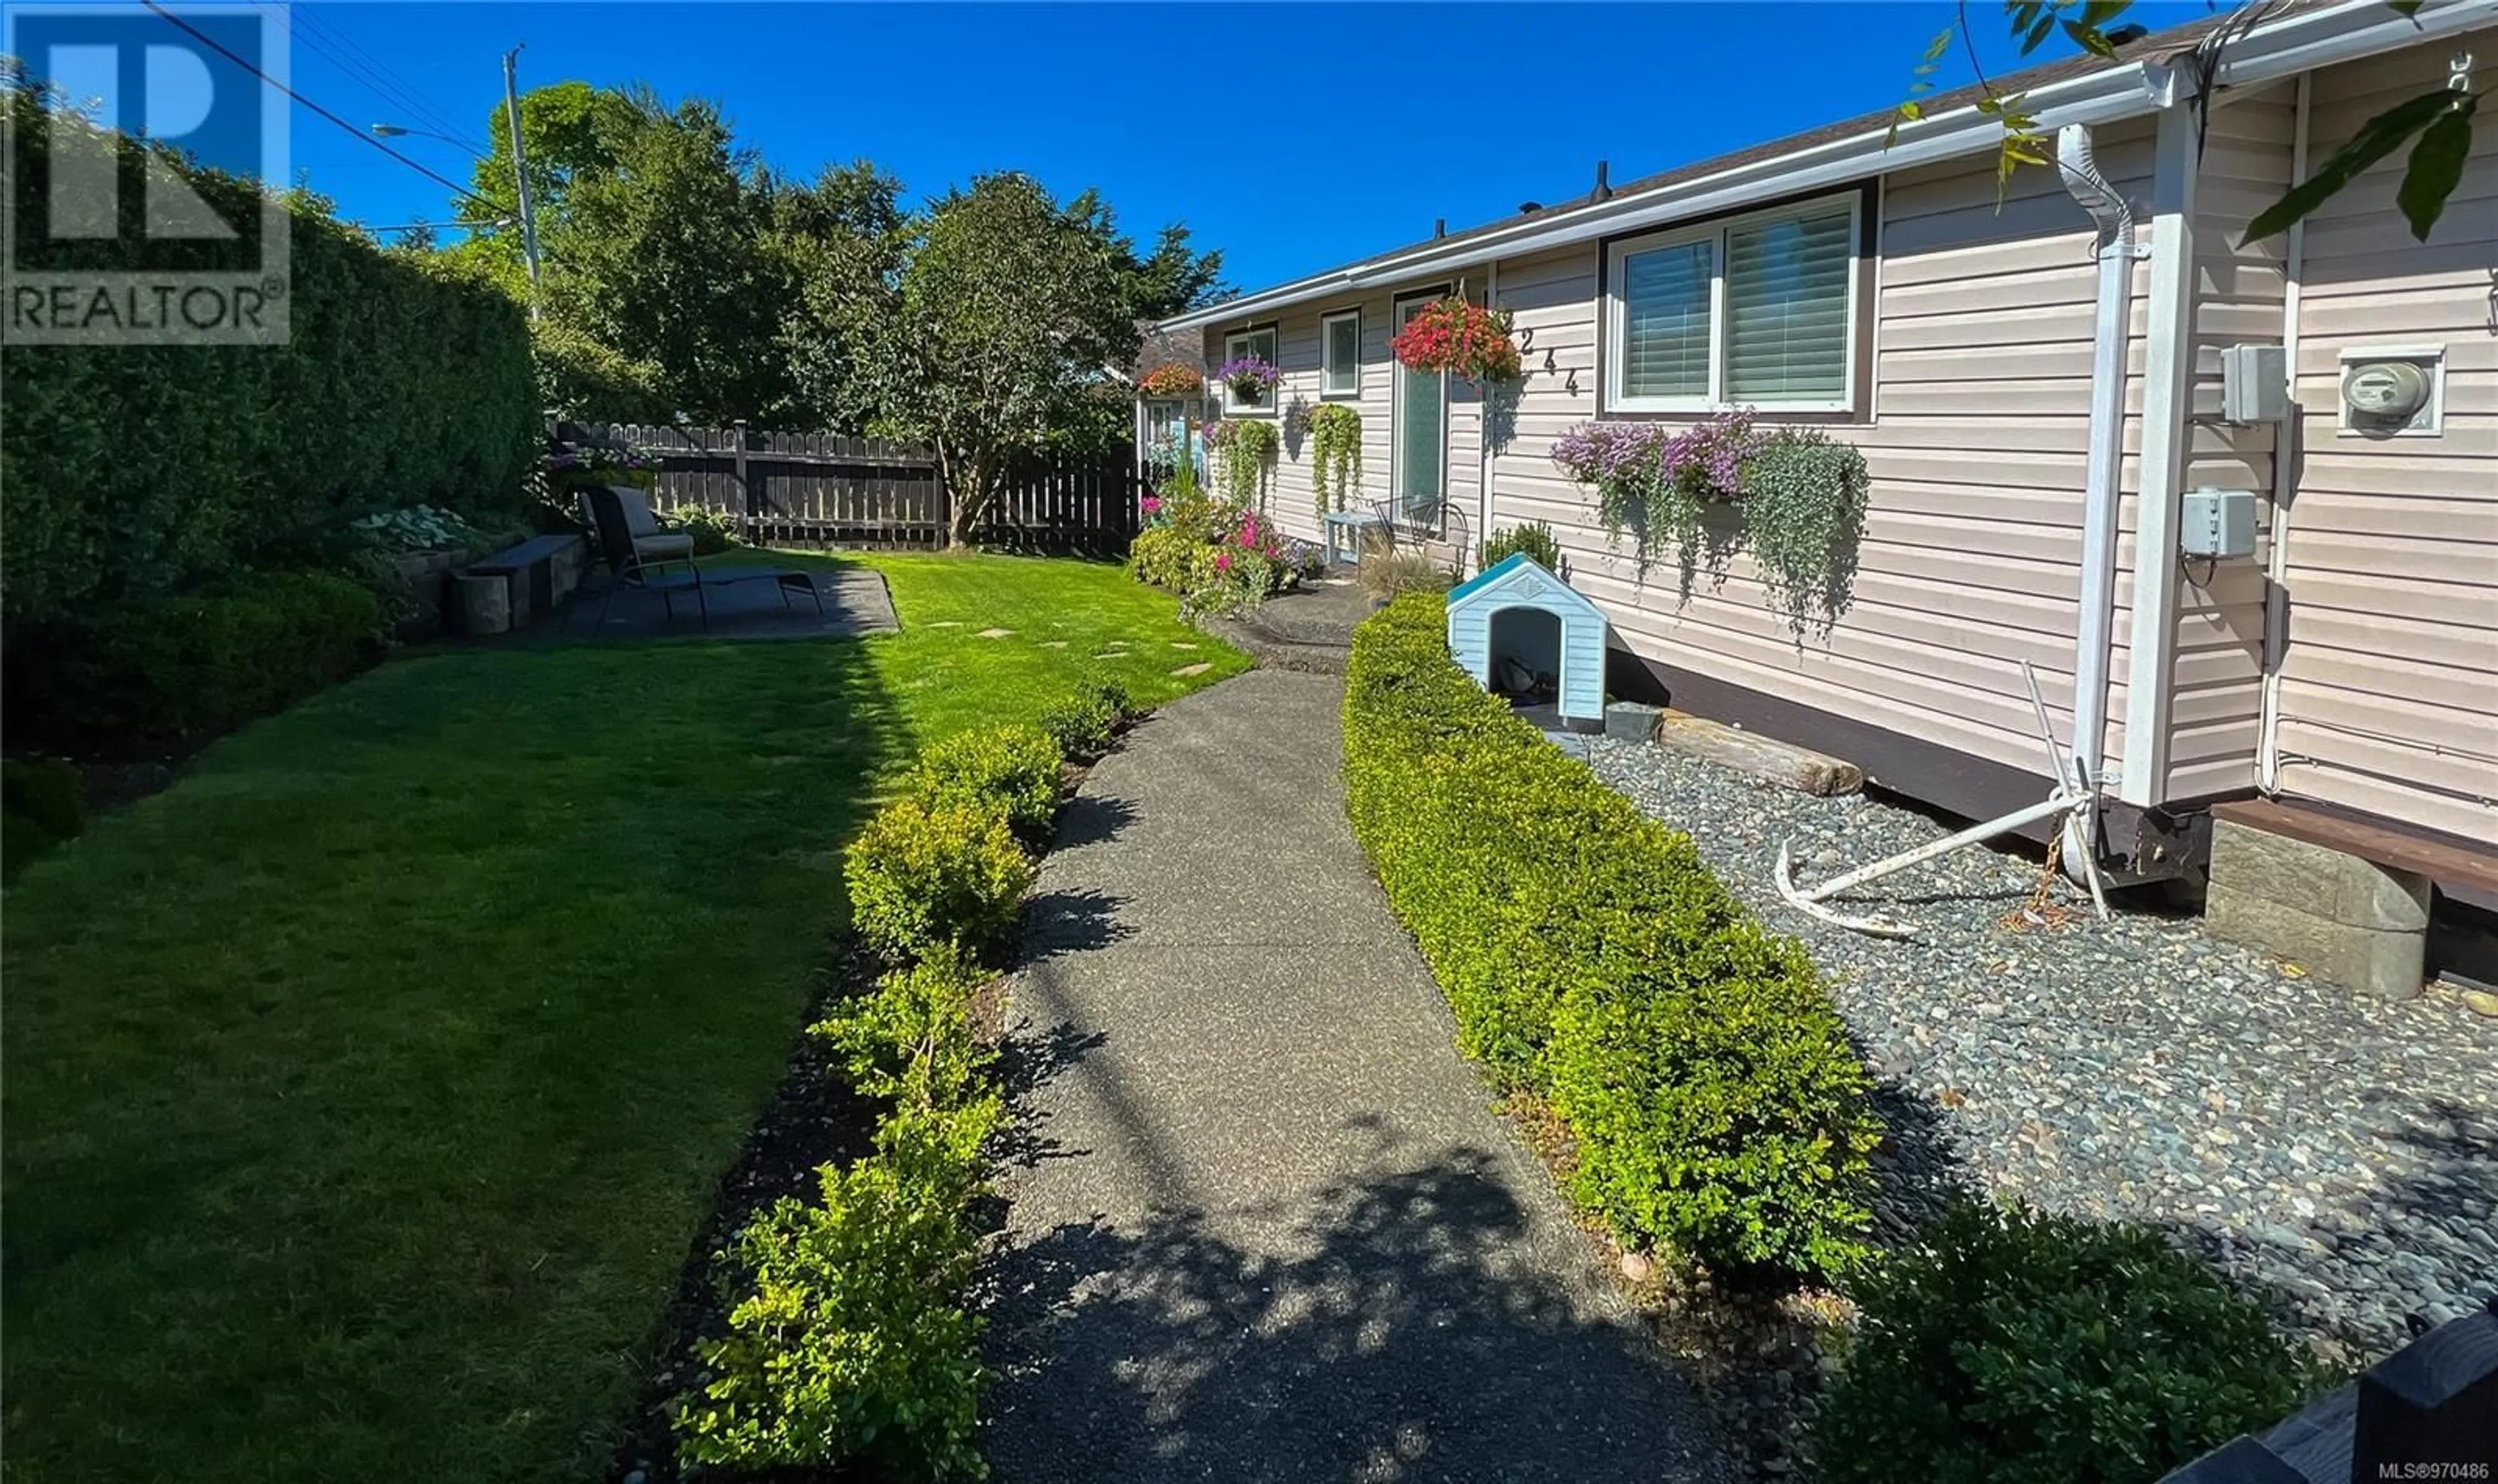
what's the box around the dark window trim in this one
[1593,178,1879,427]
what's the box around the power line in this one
[137,0,498,215]
[291,8,487,155]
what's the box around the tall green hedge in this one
[1343,594,1881,1278]
[0,87,538,629]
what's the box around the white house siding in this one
[1482,129,2157,801]
[2272,33,2498,845]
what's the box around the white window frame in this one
[1602,189,1862,417]
[1320,308,1362,400]
[1221,325,1280,417]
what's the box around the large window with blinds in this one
[1602,192,1861,415]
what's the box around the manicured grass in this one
[0,553,1245,1484]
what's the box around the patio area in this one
[550,561,901,644]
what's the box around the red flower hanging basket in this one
[1138,363,1203,398]
[1390,297,1523,384]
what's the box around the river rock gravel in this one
[1561,732,2497,1363]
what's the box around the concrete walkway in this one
[983,670,1724,1483]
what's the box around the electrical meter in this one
[2343,360,2432,421]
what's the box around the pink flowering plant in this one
[1550,410,1759,595]
[1127,491,1295,617]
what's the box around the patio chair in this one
[587,484,708,628]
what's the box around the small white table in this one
[1322,509,1388,566]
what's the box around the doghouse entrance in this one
[1486,605,1562,713]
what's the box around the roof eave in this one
[1159,0,2480,334]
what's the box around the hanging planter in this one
[1390,296,1523,385]
[1138,363,1203,399]
[1306,404,1363,518]
[1204,418,1280,509]
[1215,354,1282,404]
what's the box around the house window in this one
[1222,326,1280,415]
[1321,310,1360,399]
[1604,191,1860,415]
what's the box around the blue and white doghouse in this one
[1445,554,1609,729]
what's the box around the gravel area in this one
[1563,733,2497,1362]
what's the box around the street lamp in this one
[369,123,487,160]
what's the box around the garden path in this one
[981,669,1724,1482]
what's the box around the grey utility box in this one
[2182,487,2259,560]
[2220,343,2290,423]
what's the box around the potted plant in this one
[1216,354,1281,404]
[1390,296,1523,385]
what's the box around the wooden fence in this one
[559,421,1140,554]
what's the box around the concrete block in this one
[1605,701,1661,743]
[2207,819,2429,999]
[547,537,588,607]
[453,572,511,636]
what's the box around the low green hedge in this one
[1034,676,1131,760]
[844,797,1036,965]
[1343,594,1879,1277]
[1,755,87,885]
[680,721,1077,1476]
[1814,1199,2324,1483]
[10,571,383,757]
[913,724,1063,851]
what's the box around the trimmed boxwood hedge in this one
[1344,593,1880,1277]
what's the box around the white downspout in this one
[1479,258,1499,576]
[2257,72,2311,792]
[2119,84,2203,806]
[2056,123,2143,819]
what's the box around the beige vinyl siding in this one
[1203,295,1396,550]
[2273,32,2498,843]
[2162,83,2298,801]
[1485,128,2155,797]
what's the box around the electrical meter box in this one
[2181,487,2257,560]
[2220,343,2289,423]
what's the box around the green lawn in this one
[1,552,1245,1484]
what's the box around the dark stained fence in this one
[563,419,1137,554]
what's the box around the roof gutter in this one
[1159,0,2483,334]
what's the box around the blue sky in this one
[165,2,2212,293]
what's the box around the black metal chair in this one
[587,484,708,629]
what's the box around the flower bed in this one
[1342,595,1879,1279]
[1130,490,1297,618]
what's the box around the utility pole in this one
[502,44,543,320]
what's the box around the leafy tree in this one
[1896,0,2480,243]
[546,91,796,423]
[770,160,907,432]
[456,78,641,289]
[848,173,1138,546]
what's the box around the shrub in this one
[2,756,87,884]
[1479,520,1564,574]
[1814,1200,2325,1484]
[1,84,535,631]
[1342,594,1877,1277]
[10,572,383,756]
[846,799,1035,963]
[1034,676,1131,758]
[1132,489,1293,616]
[814,948,995,1109]
[673,506,742,556]
[675,1108,994,1478]
[912,724,1063,849]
